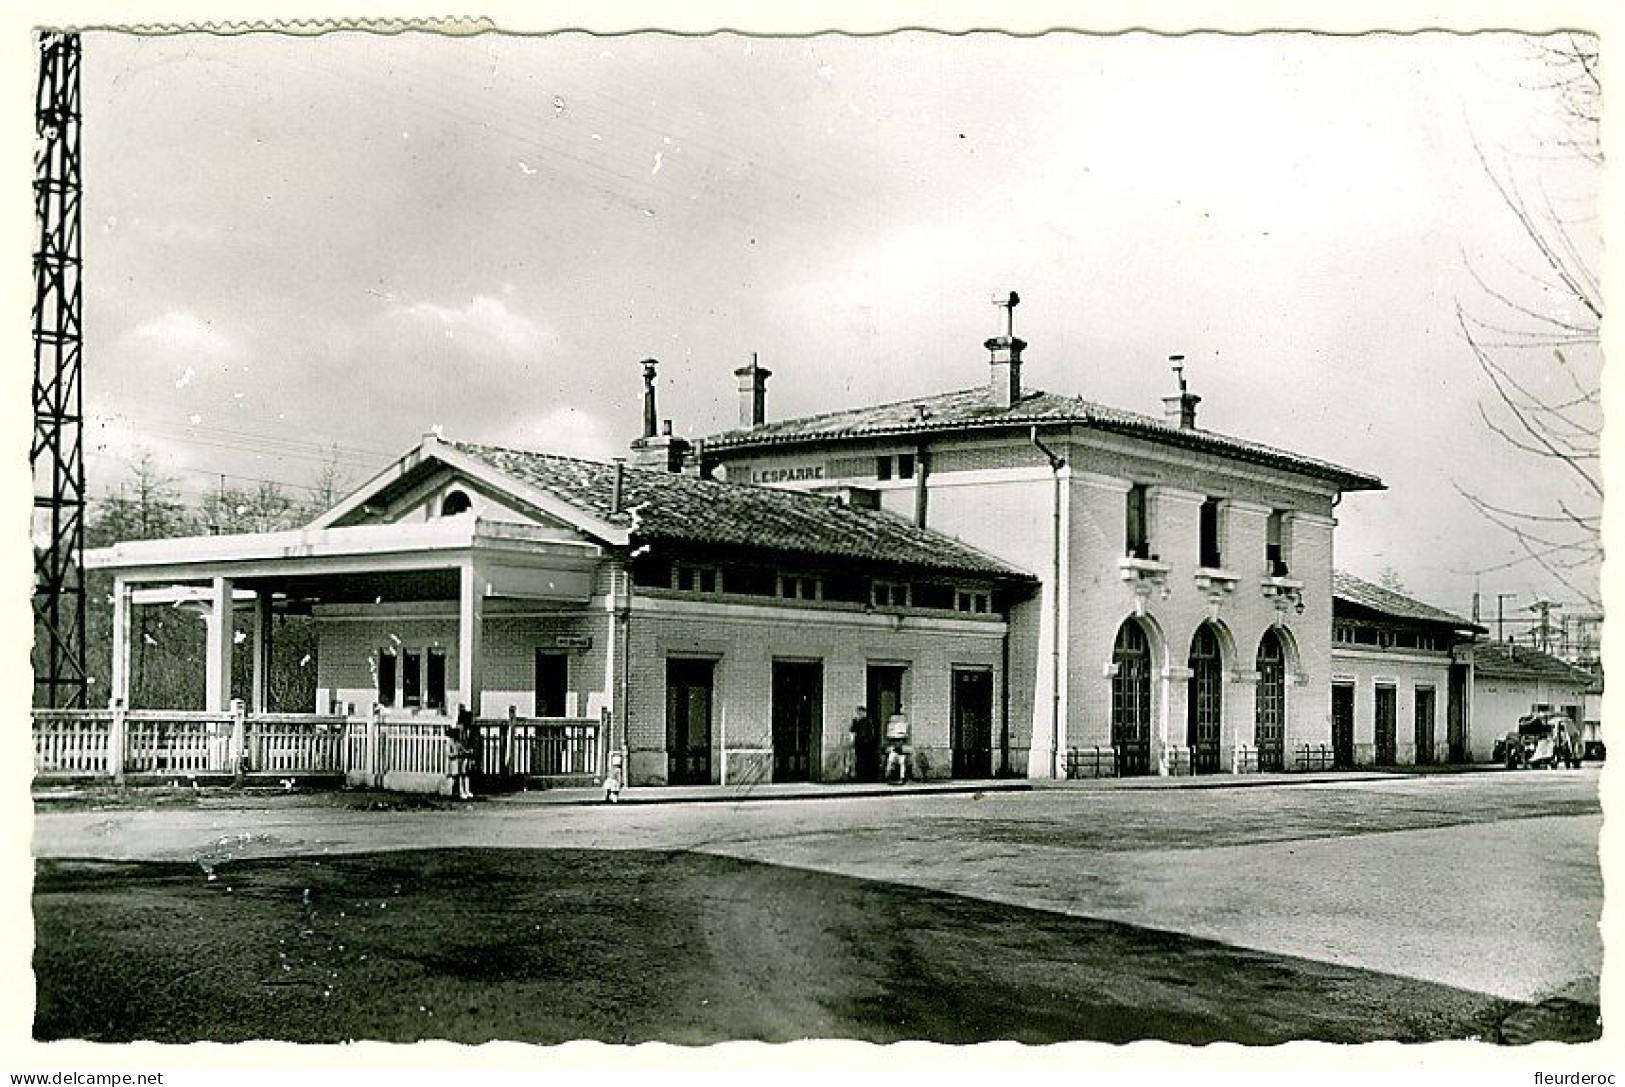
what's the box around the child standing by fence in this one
[445,706,476,800]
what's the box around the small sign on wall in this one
[555,635,593,651]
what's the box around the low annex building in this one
[1329,572,1484,767]
[701,299,1385,777]
[87,436,1034,788]
[1468,642,1596,763]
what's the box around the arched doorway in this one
[1255,629,1286,771]
[1111,619,1153,776]
[1187,624,1223,774]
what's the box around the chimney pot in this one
[640,359,660,440]
[1162,355,1200,429]
[734,353,772,428]
[987,291,1025,408]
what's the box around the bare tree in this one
[1456,33,1601,608]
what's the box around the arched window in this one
[1111,619,1153,776]
[1187,624,1223,774]
[1255,629,1286,771]
[440,489,473,517]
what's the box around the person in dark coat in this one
[850,705,878,783]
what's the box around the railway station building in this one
[700,311,1384,778]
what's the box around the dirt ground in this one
[33,846,1590,1046]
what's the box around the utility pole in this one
[1526,599,1562,654]
[1495,593,1518,644]
[32,31,87,709]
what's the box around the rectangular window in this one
[897,453,916,480]
[913,582,954,610]
[402,650,422,708]
[674,564,719,594]
[871,580,910,608]
[955,589,991,614]
[1265,510,1288,576]
[1199,497,1223,569]
[1334,624,1355,644]
[876,456,893,481]
[1125,484,1149,559]
[377,649,397,707]
[426,649,447,711]
[778,574,820,600]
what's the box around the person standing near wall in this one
[884,711,911,784]
[850,706,878,783]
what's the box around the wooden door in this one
[1332,683,1355,768]
[951,669,993,778]
[665,658,714,785]
[535,651,568,718]
[772,661,821,783]
[1375,685,1397,765]
[1414,687,1436,765]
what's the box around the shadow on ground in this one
[33,848,1596,1046]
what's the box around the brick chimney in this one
[1162,355,1200,429]
[734,353,772,428]
[629,358,691,471]
[986,290,1025,409]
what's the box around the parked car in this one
[1498,712,1584,769]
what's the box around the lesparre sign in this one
[754,464,825,483]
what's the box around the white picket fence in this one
[32,704,604,793]
[33,706,351,782]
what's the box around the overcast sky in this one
[76,29,1600,624]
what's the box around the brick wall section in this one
[1330,646,1454,765]
[622,596,1006,786]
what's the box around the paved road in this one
[34,769,1603,1007]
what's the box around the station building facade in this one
[701,326,1384,778]
[89,436,1033,787]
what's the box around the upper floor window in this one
[955,589,992,614]
[778,574,821,601]
[1125,484,1150,559]
[1265,509,1289,576]
[1199,497,1224,569]
[440,489,473,517]
[871,580,910,608]
[673,564,720,594]
[875,454,916,481]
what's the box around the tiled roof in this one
[706,385,1384,491]
[1332,571,1484,631]
[1473,641,1595,684]
[449,441,1030,579]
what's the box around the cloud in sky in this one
[392,294,552,360]
[123,310,241,364]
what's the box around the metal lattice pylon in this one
[33,31,87,709]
